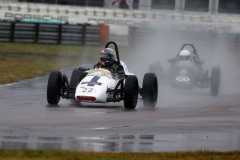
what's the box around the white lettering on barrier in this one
[88,18,151,27]
[4,12,68,22]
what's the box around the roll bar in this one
[105,41,120,64]
[178,43,198,56]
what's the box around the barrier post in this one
[35,23,39,43]
[58,24,62,44]
[99,23,109,45]
[10,22,15,42]
[82,24,86,45]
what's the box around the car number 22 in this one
[79,87,96,93]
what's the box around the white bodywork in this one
[75,61,133,103]
[120,60,134,76]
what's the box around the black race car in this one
[149,43,220,96]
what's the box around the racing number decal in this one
[79,76,99,93]
[82,88,93,93]
[79,87,96,94]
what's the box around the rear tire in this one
[47,71,62,105]
[210,66,220,96]
[142,73,158,108]
[70,69,86,88]
[149,62,165,84]
[124,75,138,109]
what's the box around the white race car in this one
[47,41,158,109]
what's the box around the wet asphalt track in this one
[0,66,240,152]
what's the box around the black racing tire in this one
[70,69,86,88]
[149,62,165,84]
[142,73,158,108]
[210,66,220,97]
[69,69,86,103]
[47,71,62,105]
[124,75,139,109]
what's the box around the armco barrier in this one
[0,21,109,45]
[1,2,240,28]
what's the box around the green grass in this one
[0,42,130,57]
[0,42,104,57]
[0,43,102,84]
[0,42,132,84]
[0,56,82,84]
[0,43,100,84]
[0,150,240,160]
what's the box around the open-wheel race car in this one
[149,43,220,96]
[47,41,158,109]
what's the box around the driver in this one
[178,50,191,61]
[93,48,124,74]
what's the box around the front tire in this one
[47,71,62,105]
[124,75,138,109]
[210,66,220,96]
[142,73,158,108]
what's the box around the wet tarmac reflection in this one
[0,134,154,152]
[1,132,240,152]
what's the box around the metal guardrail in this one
[0,21,100,45]
[1,2,240,31]
[1,2,240,22]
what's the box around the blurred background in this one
[0,0,240,44]
[0,0,239,46]
[0,0,239,94]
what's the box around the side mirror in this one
[167,58,175,63]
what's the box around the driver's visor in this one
[100,52,110,60]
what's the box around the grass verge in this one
[0,150,240,160]
[0,43,104,84]
[0,56,81,84]
[0,42,104,57]
[0,42,131,84]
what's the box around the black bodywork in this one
[167,43,208,89]
[149,43,220,96]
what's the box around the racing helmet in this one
[100,48,115,66]
[179,50,191,61]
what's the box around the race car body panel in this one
[75,68,116,103]
[120,60,134,76]
[168,60,202,88]
[168,65,197,89]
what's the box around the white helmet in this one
[179,50,191,61]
